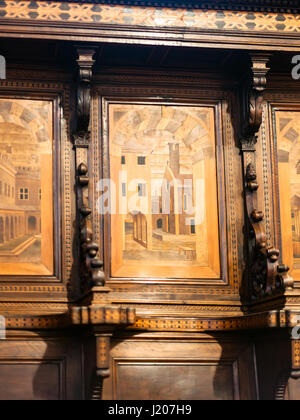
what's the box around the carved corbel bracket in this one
[240,54,294,302]
[75,48,96,136]
[241,54,271,148]
[73,47,105,292]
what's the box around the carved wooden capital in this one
[74,47,96,138]
[72,46,106,291]
[241,54,270,147]
[244,161,293,300]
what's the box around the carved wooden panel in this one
[0,98,53,276]
[102,334,258,400]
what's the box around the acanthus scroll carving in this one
[245,163,293,298]
[240,54,294,301]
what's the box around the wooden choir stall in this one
[0,0,299,400]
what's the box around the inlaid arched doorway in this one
[28,216,37,235]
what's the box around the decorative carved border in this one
[275,370,290,400]
[0,1,300,34]
[0,285,67,292]
[3,308,297,332]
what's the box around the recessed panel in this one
[0,363,61,400]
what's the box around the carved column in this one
[240,54,293,302]
[73,48,105,293]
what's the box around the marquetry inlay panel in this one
[0,1,299,34]
[0,79,74,301]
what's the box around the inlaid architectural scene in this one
[109,104,220,279]
[0,99,53,275]
[275,110,300,280]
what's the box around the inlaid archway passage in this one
[106,102,221,280]
[0,98,53,276]
[274,110,300,282]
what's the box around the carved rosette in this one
[240,54,294,301]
